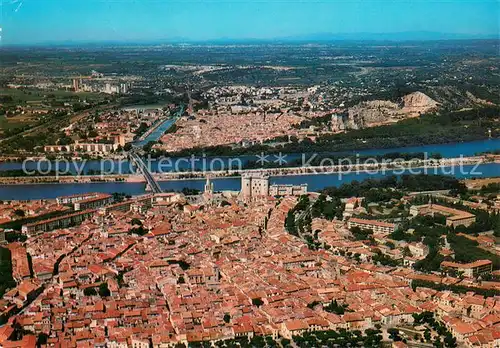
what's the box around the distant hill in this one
[170,32,498,44]
[276,31,498,42]
[7,32,498,47]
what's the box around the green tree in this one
[98,282,110,297]
[280,338,291,348]
[424,329,432,342]
[387,328,401,341]
[494,214,500,238]
[285,211,297,235]
[0,248,16,298]
[131,218,142,226]
[143,141,156,153]
[37,333,49,346]
[13,209,25,217]
[83,287,98,296]
[251,298,264,307]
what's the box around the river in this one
[0,138,498,200]
[134,118,177,148]
[1,138,499,175]
[0,162,498,201]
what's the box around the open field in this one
[0,85,112,139]
[0,87,103,102]
[0,114,36,130]
[463,177,500,189]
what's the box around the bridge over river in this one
[129,152,163,193]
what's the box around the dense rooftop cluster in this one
[0,186,498,347]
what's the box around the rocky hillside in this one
[331,92,438,131]
[401,92,439,116]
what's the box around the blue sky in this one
[1,0,498,45]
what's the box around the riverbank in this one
[0,175,135,185]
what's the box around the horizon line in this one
[1,31,498,48]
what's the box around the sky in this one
[0,0,498,45]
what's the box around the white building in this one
[407,242,429,258]
[269,184,307,197]
[347,217,397,234]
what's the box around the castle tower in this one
[241,175,252,199]
[240,174,269,200]
[252,174,269,197]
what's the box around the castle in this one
[240,174,307,200]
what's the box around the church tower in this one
[204,176,214,195]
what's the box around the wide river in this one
[0,138,498,200]
[1,138,499,174]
